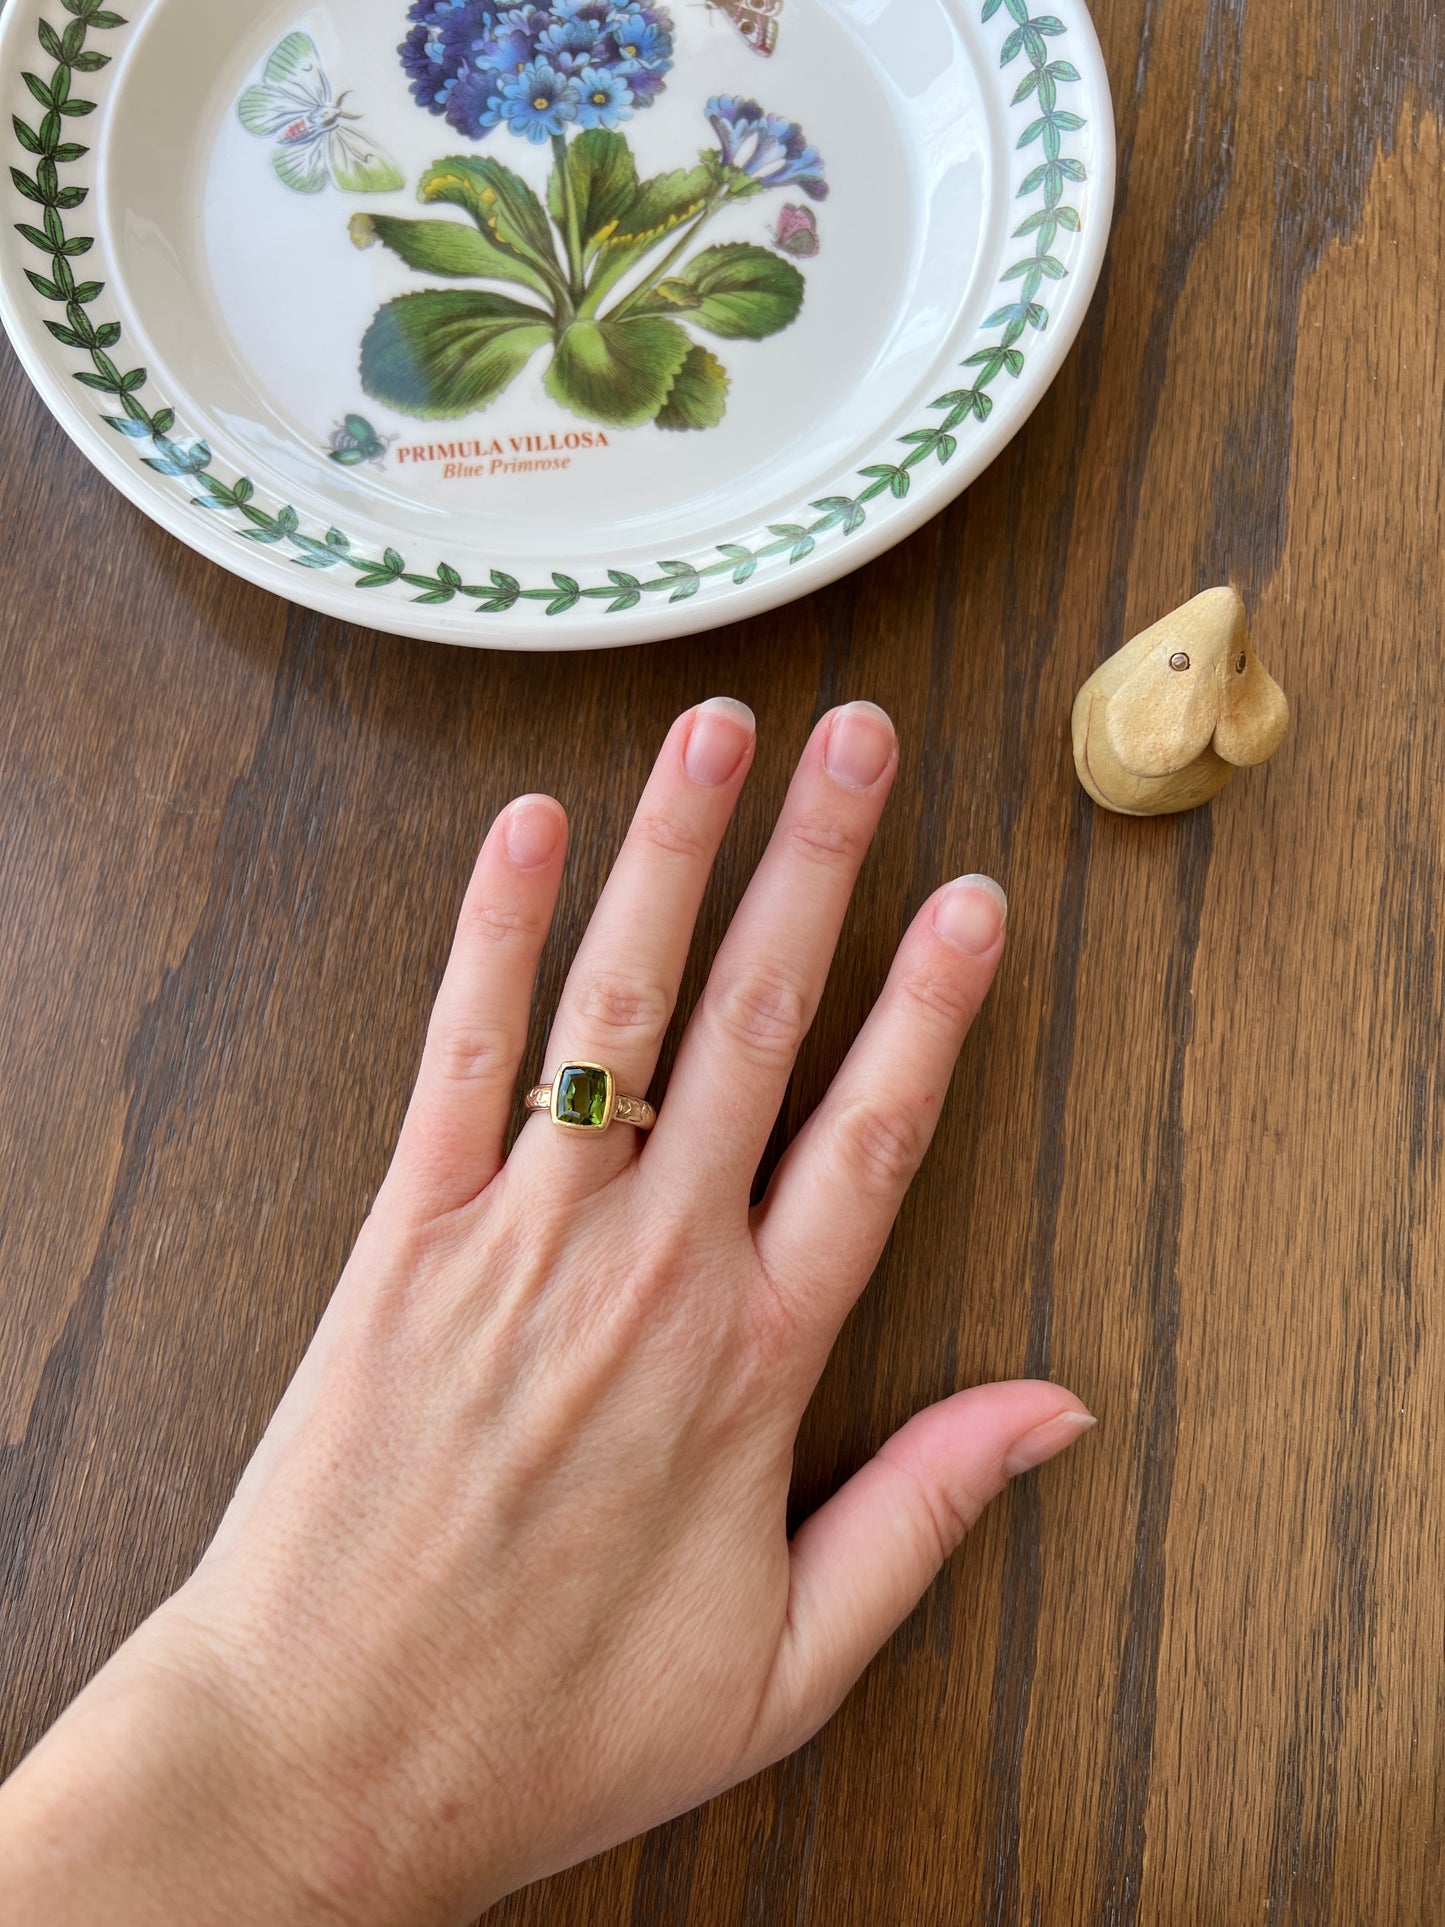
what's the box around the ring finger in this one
[753,874,1008,1347]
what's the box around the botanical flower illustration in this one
[399,0,676,139]
[353,3,828,431]
[707,95,826,199]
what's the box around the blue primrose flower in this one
[573,63,634,127]
[539,17,603,60]
[608,11,671,66]
[447,64,507,135]
[399,22,459,112]
[500,57,579,141]
[707,94,830,201]
[484,26,541,73]
[624,62,666,108]
[438,4,504,70]
[499,3,552,30]
[399,1,675,142]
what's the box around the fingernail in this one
[1004,1409,1096,1477]
[504,799,562,870]
[684,697,756,788]
[824,702,896,790]
[935,875,1008,955]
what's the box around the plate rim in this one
[0,0,1116,652]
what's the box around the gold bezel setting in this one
[550,1063,617,1134]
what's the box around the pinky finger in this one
[384,796,567,1219]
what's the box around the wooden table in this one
[3,1,1442,1919]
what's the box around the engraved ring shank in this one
[525,1067,657,1134]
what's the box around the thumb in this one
[755,1382,1094,1761]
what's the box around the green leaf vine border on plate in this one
[9,0,1088,619]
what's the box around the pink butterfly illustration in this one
[774,203,820,257]
[709,0,783,56]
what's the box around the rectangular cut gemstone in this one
[555,1065,611,1129]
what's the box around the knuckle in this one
[459,893,546,949]
[919,1477,979,1564]
[635,807,713,865]
[574,971,672,1044]
[708,970,808,1065]
[835,1098,930,1194]
[786,808,868,869]
[896,965,979,1030]
[426,1019,510,1089]
[883,1440,983,1567]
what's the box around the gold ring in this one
[525,1064,657,1135]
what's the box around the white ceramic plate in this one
[0,0,1114,650]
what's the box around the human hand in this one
[0,699,1092,1924]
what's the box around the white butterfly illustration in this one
[238,33,404,196]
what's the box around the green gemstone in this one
[555,1065,611,1129]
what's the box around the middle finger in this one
[516,696,756,1183]
[655,702,898,1193]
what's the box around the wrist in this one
[0,1593,453,1926]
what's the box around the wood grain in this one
[2,0,1443,1919]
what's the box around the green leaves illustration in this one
[356,136,802,431]
[544,129,638,264]
[351,211,542,289]
[655,346,731,432]
[543,315,693,427]
[640,245,804,340]
[360,290,553,418]
[415,155,564,300]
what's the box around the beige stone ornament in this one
[1072,588,1289,817]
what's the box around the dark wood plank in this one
[2,0,1443,1920]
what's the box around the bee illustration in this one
[238,34,404,196]
[326,414,393,468]
[773,203,820,257]
[708,0,784,56]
